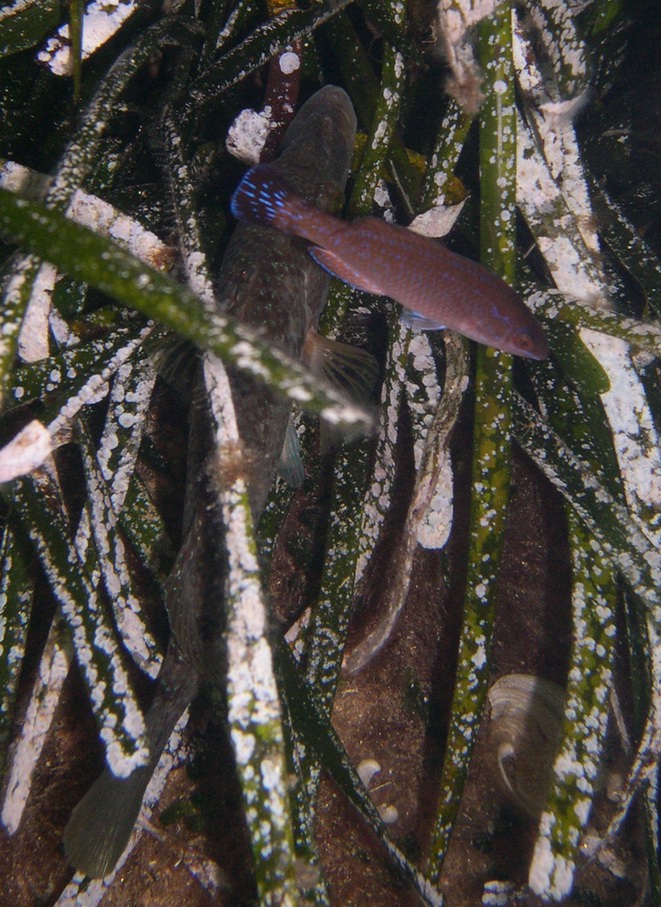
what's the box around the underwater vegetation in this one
[0,0,659,904]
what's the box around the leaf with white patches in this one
[355,314,406,584]
[0,0,59,59]
[38,0,141,76]
[0,419,51,483]
[529,518,616,899]
[204,355,299,904]
[530,290,661,358]
[406,332,461,552]
[513,394,661,610]
[1,616,71,833]
[96,355,157,511]
[0,188,373,436]
[0,525,34,782]
[79,426,161,677]
[588,184,661,319]
[345,332,466,675]
[8,322,152,413]
[0,16,202,404]
[11,475,149,777]
[0,160,176,274]
[522,0,590,104]
[580,332,661,539]
[430,6,517,873]
[277,641,444,907]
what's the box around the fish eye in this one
[513,330,534,351]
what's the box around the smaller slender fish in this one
[231,164,549,360]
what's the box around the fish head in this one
[218,87,360,517]
[496,317,550,360]
[275,85,356,210]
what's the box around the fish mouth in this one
[508,326,550,360]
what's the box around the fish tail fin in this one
[63,765,152,878]
[64,638,198,879]
[231,164,308,235]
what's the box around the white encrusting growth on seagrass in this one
[0,324,155,482]
[226,108,272,165]
[161,113,218,311]
[0,420,51,483]
[514,11,661,897]
[346,332,465,674]
[516,17,661,559]
[96,357,156,514]
[0,160,174,369]
[30,468,149,775]
[582,332,661,528]
[409,333,457,551]
[17,261,56,362]
[49,325,151,433]
[204,354,298,903]
[409,198,466,241]
[354,317,407,584]
[436,0,502,112]
[2,618,70,833]
[2,442,152,832]
[38,0,139,75]
[0,347,159,833]
[602,615,661,856]
[80,431,161,676]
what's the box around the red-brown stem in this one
[260,39,303,162]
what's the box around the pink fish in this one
[231,164,549,360]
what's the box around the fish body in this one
[218,85,357,516]
[64,86,358,878]
[231,164,549,360]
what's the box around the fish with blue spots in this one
[231,164,549,360]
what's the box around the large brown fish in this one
[231,164,549,360]
[218,85,362,516]
[64,85,363,879]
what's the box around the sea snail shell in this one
[487,674,566,816]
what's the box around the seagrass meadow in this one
[0,1,659,904]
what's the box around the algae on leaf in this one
[0,2,659,905]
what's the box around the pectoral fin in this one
[309,247,384,295]
[399,310,445,332]
[305,331,379,454]
[278,418,305,488]
[304,331,379,401]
